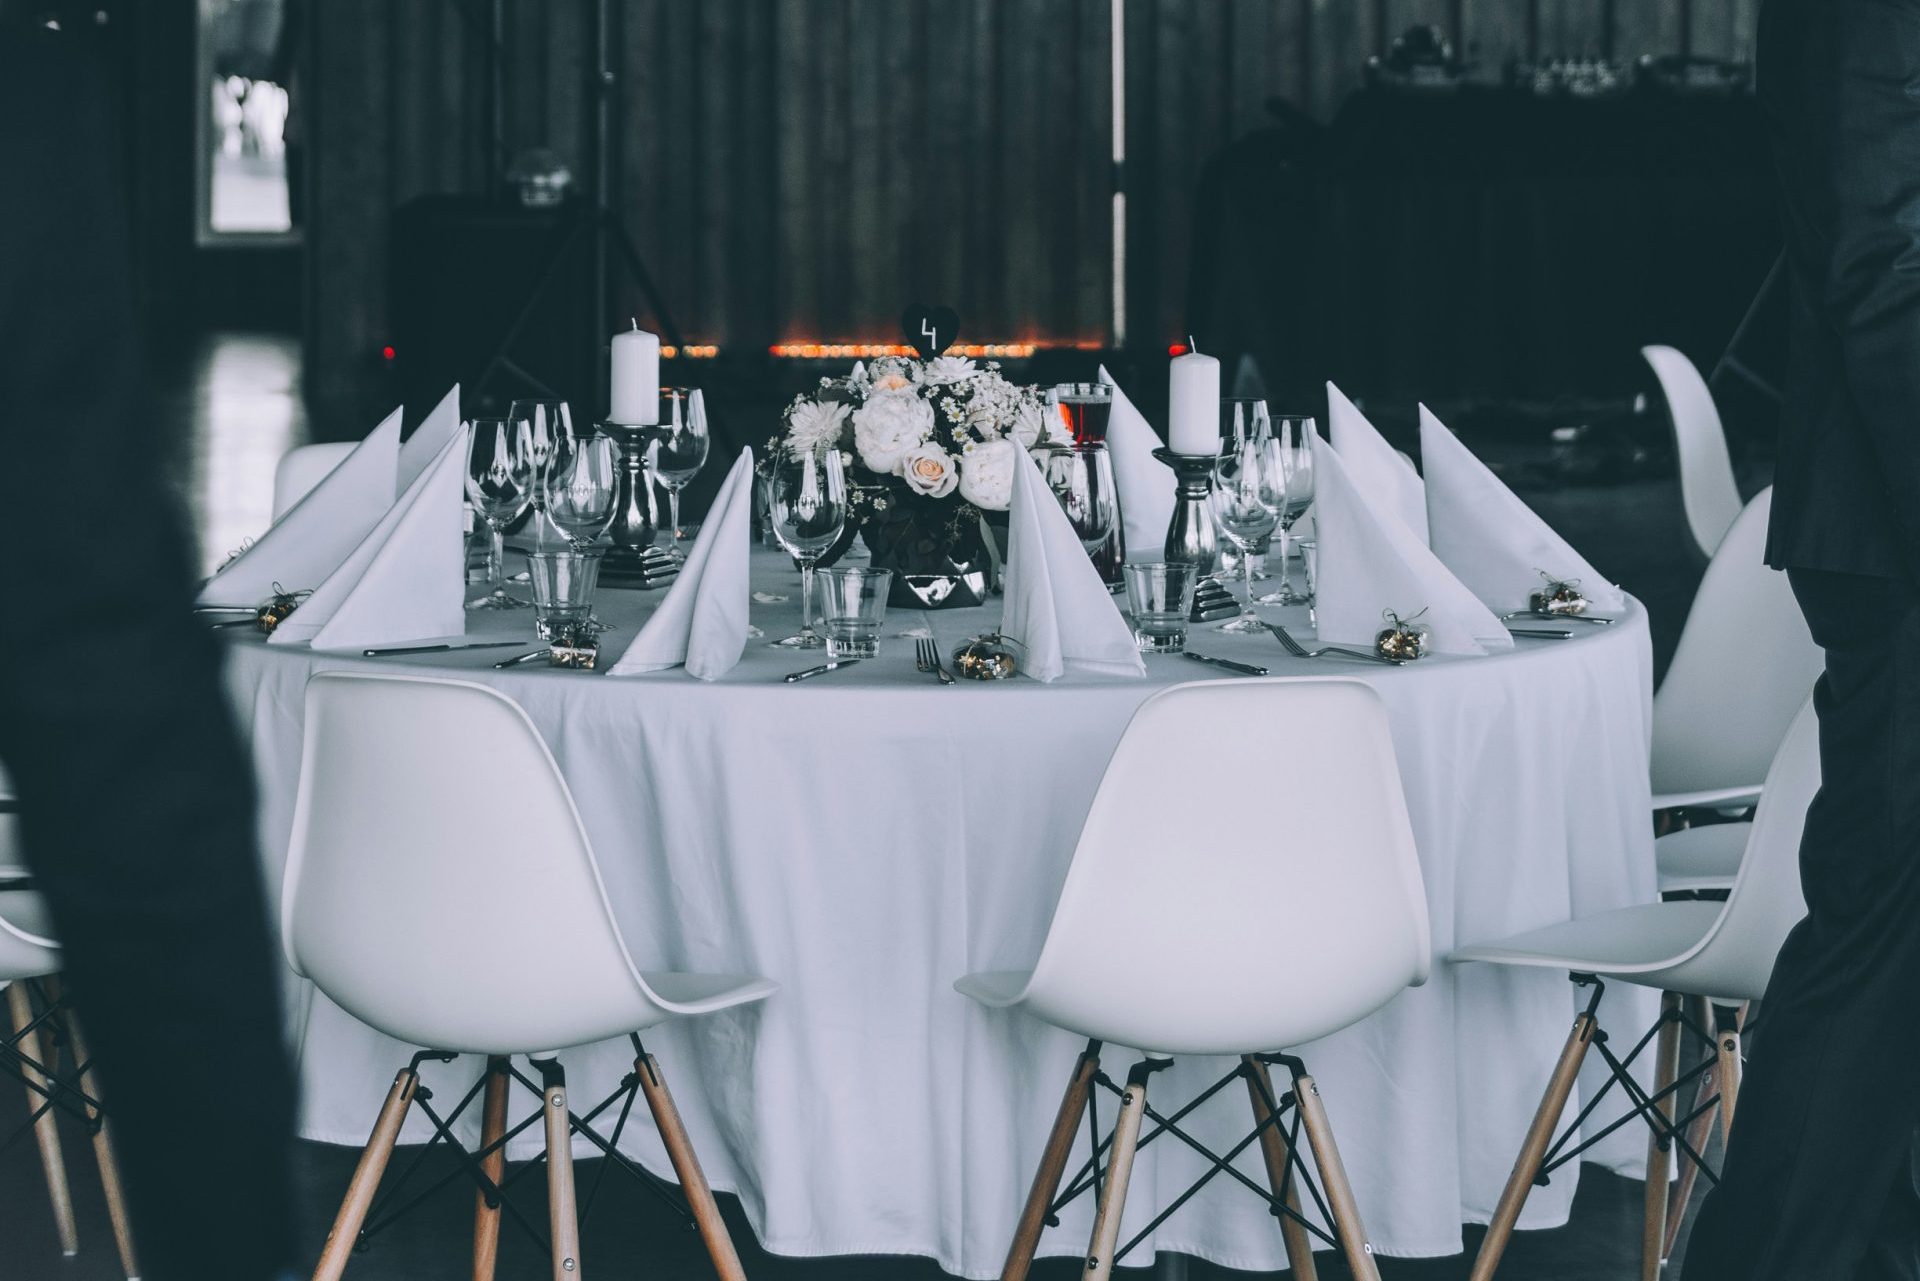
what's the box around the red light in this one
[1168,343,1188,356]
[381,345,396,361]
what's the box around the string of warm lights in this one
[660,345,721,359]
[766,342,1039,359]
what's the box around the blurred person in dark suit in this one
[1686,1,1920,1277]
[0,17,294,1281]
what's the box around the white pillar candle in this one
[610,321,660,424]
[1167,349,1221,455]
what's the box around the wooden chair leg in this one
[539,1060,582,1281]
[8,982,76,1256]
[1713,1006,1743,1147]
[1662,996,1719,1261]
[1244,1057,1319,1280]
[1002,1040,1101,1281]
[635,1052,746,1281]
[472,1057,510,1281]
[1292,1071,1380,1281]
[1468,1008,1600,1281]
[1642,993,1681,1281]
[66,1014,139,1279]
[1083,1062,1152,1281]
[313,1066,421,1281]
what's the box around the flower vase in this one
[861,507,992,610]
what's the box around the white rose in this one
[852,389,935,474]
[959,438,1018,511]
[786,398,850,453]
[868,356,918,393]
[1010,401,1050,448]
[899,444,960,498]
[923,356,978,385]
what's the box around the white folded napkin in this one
[269,427,469,651]
[197,408,403,609]
[1310,431,1511,658]
[609,447,755,679]
[396,384,462,495]
[1000,444,1146,683]
[1420,405,1626,614]
[1098,366,1176,559]
[1327,382,1427,544]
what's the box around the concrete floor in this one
[0,332,1765,1280]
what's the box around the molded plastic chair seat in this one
[1649,488,1821,816]
[1642,345,1742,563]
[1655,822,1751,895]
[1452,901,1740,999]
[958,678,1427,1281]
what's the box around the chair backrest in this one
[282,672,665,1054]
[1650,487,1822,805]
[0,814,61,979]
[1642,344,1743,562]
[1022,678,1430,1056]
[271,441,357,520]
[1674,696,1817,1000]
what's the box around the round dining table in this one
[219,545,1659,1276]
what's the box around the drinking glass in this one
[545,428,619,550]
[653,387,709,562]
[525,548,604,640]
[767,446,847,648]
[465,418,534,610]
[1043,445,1117,555]
[1258,415,1317,605]
[508,398,570,542]
[1212,435,1279,633]
[1123,561,1198,653]
[1295,534,1319,628]
[1048,383,1113,444]
[816,566,892,659]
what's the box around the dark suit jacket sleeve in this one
[1822,0,1920,570]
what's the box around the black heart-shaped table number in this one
[902,304,961,359]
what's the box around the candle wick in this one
[1187,333,1198,354]
[630,318,639,331]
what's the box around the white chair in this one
[271,441,356,520]
[1453,696,1817,1281]
[1649,487,1821,889]
[1642,345,1743,563]
[0,793,140,1279]
[285,671,774,1281]
[959,678,1429,1281]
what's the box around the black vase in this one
[864,508,993,610]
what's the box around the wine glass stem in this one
[668,487,682,556]
[1243,550,1257,617]
[1276,523,1294,595]
[488,525,506,588]
[800,561,816,637]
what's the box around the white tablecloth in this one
[221,548,1658,1274]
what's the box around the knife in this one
[492,649,552,668]
[1181,651,1269,677]
[784,659,862,683]
[363,641,529,657]
[1507,627,1574,640]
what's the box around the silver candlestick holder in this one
[1152,447,1239,622]
[599,421,675,588]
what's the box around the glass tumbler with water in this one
[816,566,892,660]
[1123,561,1198,654]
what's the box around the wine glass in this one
[465,418,534,610]
[1258,415,1316,605]
[1212,435,1279,633]
[544,428,618,551]
[1043,446,1116,555]
[767,447,847,649]
[508,398,569,541]
[653,387,710,562]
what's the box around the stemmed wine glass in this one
[544,428,619,550]
[767,447,847,649]
[508,398,569,542]
[1212,434,1280,633]
[1257,415,1316,605]
[465,418,534,610]
[1043,446,1117,555]
[653,388,710,562]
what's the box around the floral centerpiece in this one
[771,355,1068,607]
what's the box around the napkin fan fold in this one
[610,446,755,679]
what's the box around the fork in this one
[1266,622,1404,667]
[915,637,956,685]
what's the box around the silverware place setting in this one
[914,638,957,686]
[365,640,529,658]
[1499,608,1614,626]
[1265,622,1404,667]
[1180,651,1268,677]
[784,659,862,683]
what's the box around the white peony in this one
[1009,401,1053,448]
[923,356,978,385]
[959,438,1018,511]
[852,389,935,474]
[899,444,960,498]
[786,398,850,453]
[867,356,918,394]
